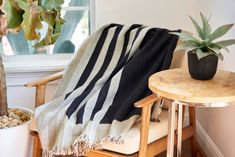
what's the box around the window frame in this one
[3,0,96,72]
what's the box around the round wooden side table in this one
[149,68,235,157]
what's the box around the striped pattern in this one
[35,24,179,157]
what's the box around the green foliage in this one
[2,0,64,47]
[4,0,24,29]
[172,13,235,60]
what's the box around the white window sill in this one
[3,54,72,74]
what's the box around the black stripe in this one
[86,25,144,121]
[65,24,121,99]
[100,28,179,123]
[66,25,123,118]
[89,81,110,121]
[105,25,144,83]
[75,103,86,124]
[122,26,144,61]
[116,24,143,65]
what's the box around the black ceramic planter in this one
[188,52,218,80]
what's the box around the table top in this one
[149,68,235,106]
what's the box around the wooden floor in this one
[156,139,205,157]
[156,139,192,157]
[57,139,206,157]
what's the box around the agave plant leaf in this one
[189,16,203,39]
[175,43,200,52]
[210,43,229,53]
[200,13,211,39]
[207,46,224,60]
[4,0,24,29]
[217,53,224,60]
[171,32,201,45]
[209,24,234,42]
[214,39,235,47]
[195,48,212,60]
[201,38,211,46]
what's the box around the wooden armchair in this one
[25,71,196,157]
[25,38,197,157]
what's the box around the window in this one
[1,0,95,56]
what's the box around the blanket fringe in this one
[42,135,124,157]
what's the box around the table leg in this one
[177,103,183,157]
[167,102,176,157]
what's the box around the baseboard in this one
[196,121,224,157]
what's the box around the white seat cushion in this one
[31,111,177,155]
[103,110,177,155]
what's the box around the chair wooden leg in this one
[189,106,197,157]
[138,103,152,157]
[33,135,42,157]
[35,85,46,107]
[33,85,45,157]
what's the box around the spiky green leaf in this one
[207,46,224,60]
[214,39,235,47]
[170,32,201,45]
[217,53,224,60]
[195,49,212,60]
[209,24,234,41]
[175,43,201,52]
[210,43,229,53]
[200,13,211,39]
[189,16,203,39]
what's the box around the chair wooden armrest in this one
[134,94,160,108]
[24,71,64,108]
[134,94,162,157]
[25,71,64,87]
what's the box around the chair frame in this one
[25,34,198,157]
[25,72,196,157]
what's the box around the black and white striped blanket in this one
[35,24,179,157]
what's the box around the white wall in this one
[195,0,235,157]
[6,71,58,110]
[5,0,197,113]
[95,0,196,32]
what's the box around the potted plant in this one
[172,13,235,80]
[0,0,64,156]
